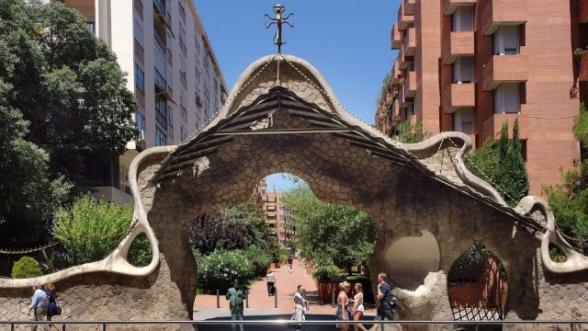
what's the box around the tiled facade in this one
[58,0,227,202]
[377,0,583,195]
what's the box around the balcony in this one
[480,0,527,35]
[580,0,588,23]
[391,60,401,85]
[153,0,166,16]
[403,26,416,57]
[580,51,588,82]
[443,83,475,113]
[443,0,476,15]
[398,3,414,31]
[399,46,413,69]
[154,68,167,91]
[404,0,416,15]
[443,31,475,64]
[482,54,528,90]
[391,23,402,50]
[404,70,417,98]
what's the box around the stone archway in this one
[0,55,587,328]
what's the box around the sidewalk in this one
[194,259,376,319]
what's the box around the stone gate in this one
[0,54,587,330]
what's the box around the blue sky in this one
[194,0,400,191]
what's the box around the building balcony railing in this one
[579,51,588,82]
[154,30,166,52]
[403,26,416,57]
[154,68,167,91]
[391,23,401,50]
[443,31,475,64]
[404,70,417,98]
[398,3,414,31]
[399,46,413,69]
[443,83,475,113]
[482,54,528,90]
[580,0,588,23]
[153,0,166,17]
[442,0,476,15]
[404,0,416,15]
[392,60,401,85]
[480,0,527,35]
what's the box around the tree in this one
[545,105,588,253]
[283,186,377,273]
[0,0,137,188]
[393,121,430,143]
[465,120,529,207]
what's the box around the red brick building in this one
[377,0,585,195]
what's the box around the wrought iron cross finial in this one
[265,3,294,54]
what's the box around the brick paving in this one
[194,259,376,318]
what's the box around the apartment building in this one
[576,0,588,106]
[57,0,227,202]
[377,0,582,195]
[259,189,294,244]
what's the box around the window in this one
[194,35,201,55]
[155,96,167,127]
[134,63,145,92]
[180,69,187,88]
[452,6,474,32]
[154,46,166,78]
[494,83,521,114]
[133,17,143,45]
[407,103,415,116]
[452,57,475,83]
[167,105,174,128]
[453,109,475,134]
[155,127,167,146]
[133,0,143,19]
[178,2,186,22]
[180,126,187,142]
[135,111,146,139]
[179,35,187,56]
[494,26,520,55]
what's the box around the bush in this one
[52,196,133,265]
[197,249,255,293]
[128,233,153,267]
[312,265,340,281]
[243,247,271,277]
[11,256,43,279]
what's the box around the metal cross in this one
[265,4,294,54]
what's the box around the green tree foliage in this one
[0,0,137,188]
[196,249,255,293]
[127,233,153,267]
[393,121,431,143]
[52,196,141,265]
[545,105,588,253]
[465,120,529,207]
[11,256,43,279]
[243,246,272,277]
[282,186,377,272]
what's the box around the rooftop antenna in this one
[265,3,294,54]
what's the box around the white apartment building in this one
[56,0,227,203]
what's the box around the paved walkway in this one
[194,259,376,319]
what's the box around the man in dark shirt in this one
[376,273,402,330]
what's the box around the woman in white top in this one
[292,285,308,329]
[351,283,368,331]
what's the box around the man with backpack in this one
[375,273,402,330]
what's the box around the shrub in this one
[127,233,153,267]
[312,265,340,281]
[52,196,133,265]
[243,246,271,277]
[11,256,43,279]
[196,249,255,292]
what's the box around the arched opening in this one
[447,241,508,322]
[191,172,379,318]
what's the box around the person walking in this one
[266,270,276,296]
[335,281,351,331]
[350,283,367,331]
[287,255,294,273]
[45,283,60,331]
[29,284,48,331]
[374,273,402,331]
[291,285,308,329]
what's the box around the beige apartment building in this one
[378,0,585,195]
[56,0,227,202]
[254,183,294,244]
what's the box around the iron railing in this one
[0,320,586,330]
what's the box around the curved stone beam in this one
[0,146,173,288]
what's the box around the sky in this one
[194,0,400,192]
